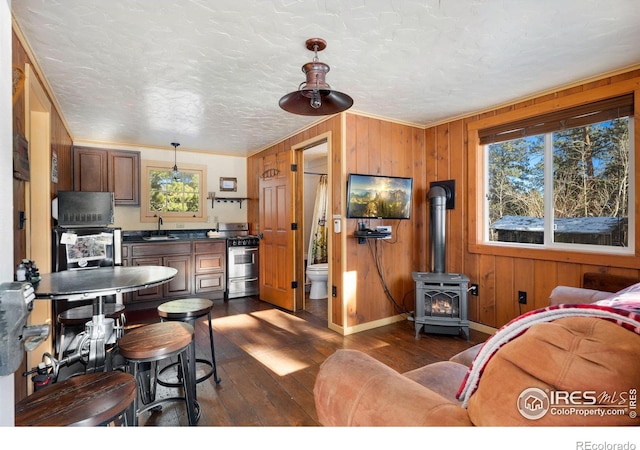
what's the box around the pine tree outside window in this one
[481,95,634,253]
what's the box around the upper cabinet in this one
[73,146,140,205]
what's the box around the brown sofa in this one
[314,282,640,426]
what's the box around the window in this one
[141,161,207,222]
[481,94,634,253]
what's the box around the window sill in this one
[468,242,640,269]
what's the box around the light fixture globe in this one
[279,38,353,116]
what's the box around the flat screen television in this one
[346,173,413,220]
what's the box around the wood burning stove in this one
[414,181,470,340]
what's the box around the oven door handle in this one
[230,277,259,282]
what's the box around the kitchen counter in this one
[123,229,225,243]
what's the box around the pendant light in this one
[171,142,180,180]
[279,38,353,116]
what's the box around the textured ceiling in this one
[11,0,640,156]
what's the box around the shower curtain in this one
[308,174,328,265]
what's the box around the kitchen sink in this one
[142,235,179,241]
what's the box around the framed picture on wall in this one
[220,177,237,192]
[13,132,30,181]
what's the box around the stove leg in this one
[461,327,470,342]
[414,323,422,339]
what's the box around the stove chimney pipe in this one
[428,186,447,273]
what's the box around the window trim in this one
[140,160,207,223]
[467,81,640,269]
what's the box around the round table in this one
[34,265,177,372]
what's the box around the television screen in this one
[346,173,413,220]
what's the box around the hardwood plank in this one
[126,295,487,426]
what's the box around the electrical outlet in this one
[470,284,479,296]
[176,223,185,229]
[518,291,527,304]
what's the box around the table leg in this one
[86,296,107,372]
[87,313,106,372]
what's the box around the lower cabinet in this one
[122,239,226,310]
[194,241,226,295]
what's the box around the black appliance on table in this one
[217,222,260,299]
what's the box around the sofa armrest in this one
[313,349,472,426]
[548,286,612,306]
[449,343,482,367]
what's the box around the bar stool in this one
[157,298,221,387]
[117,321,199,426]
[57,303,126,360]
[15,371,136,426]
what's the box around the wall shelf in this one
[209,197,249,209]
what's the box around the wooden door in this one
[259,151,297,311]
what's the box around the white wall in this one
[76,143,249,231]
[1,0,15,426]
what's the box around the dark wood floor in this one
[125,295,488,426]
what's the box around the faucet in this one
[157,216,163,234]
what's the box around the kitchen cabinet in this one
[73,146,140,205]
[121,238,227,310]
[193,241,226,296]
[125,241,192,307]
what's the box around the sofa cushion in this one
[594,281,640,313]
[548,285,612,306]
[404,361,468,404]
[449,343,482,367]
[314,349,473,426]
[467,316,640,426]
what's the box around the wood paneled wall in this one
[12,30,73,196]
[12,29,73,402]
[252,70,640,332]
[433,69,640,328]
[248,113,426,331]
[343,114,427,327]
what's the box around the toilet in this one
[306,263,329,299]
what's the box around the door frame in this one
[293,132,332,316]
[24,63,53,383]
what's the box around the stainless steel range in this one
[217,223,260,299]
